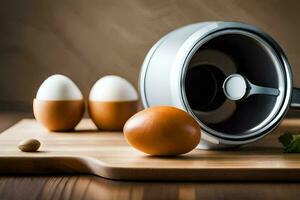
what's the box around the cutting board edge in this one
[1,155,300,181]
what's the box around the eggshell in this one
[36,74,83,100]
[88,75,139,130]
[89,75,138,102]
[123,106,201,156]
[33,74,85,131]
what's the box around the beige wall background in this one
[0,0,300,111]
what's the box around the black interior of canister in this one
[185,65,226,111]
[184,33,280,136]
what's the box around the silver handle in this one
[291,87,300,109]
[247,81,279,96]
[223,74,279,101]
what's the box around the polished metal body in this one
[139,22,300,149]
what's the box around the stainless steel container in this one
[139,21,300,149]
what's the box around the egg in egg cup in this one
[33,74,85,131]
[88,75,139,131]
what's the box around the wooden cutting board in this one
[1,119,300,181]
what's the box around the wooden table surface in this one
[1,112,300,200]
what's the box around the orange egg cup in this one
[33,99,85,131]
[88,100,139,131]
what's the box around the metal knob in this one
[222,74,280,101]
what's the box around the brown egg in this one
[88,76,139,131]
[123,106,201,156]
[33,74,85,131]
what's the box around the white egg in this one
[89,75,138,101]
[36,74,83,100]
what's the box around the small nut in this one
[18,138,41,152]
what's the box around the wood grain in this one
[2,175,300,200]
[1,0,300,110]
[1,118,300,181]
